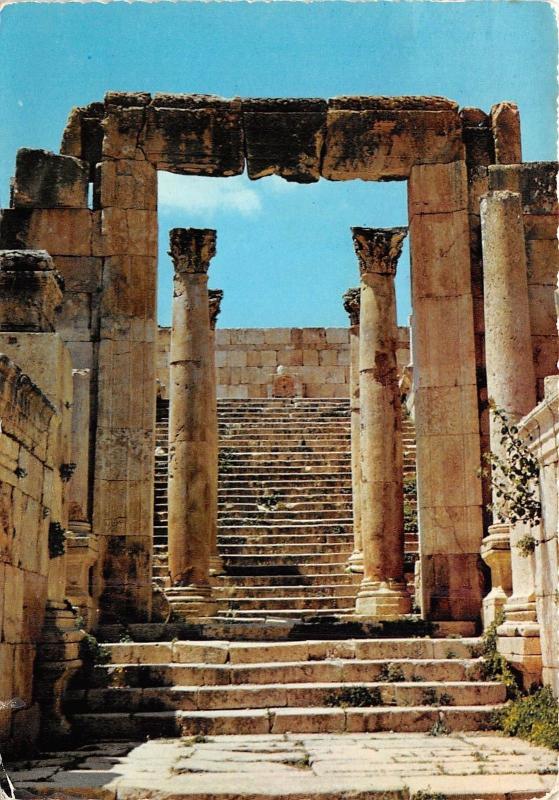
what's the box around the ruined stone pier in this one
[352,228,411,620]
[166,228,218,617]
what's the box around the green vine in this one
[480,402,541,530]
[478,611,519,699]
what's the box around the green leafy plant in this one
[495,686,559,750]
[516,533,538,558]
[428,719,450,737]
[478,611,520,699]
[48,521,66,558]
[80,632,111,667]
[325,686,381,707]
[481,402,541,529]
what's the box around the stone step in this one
[67,680,504,715]
[87,654,484,687]
[217,522,352,534]
[213,573,361,587]
[67,704,501,740]
[217,510,354,523]
[217,595,357,611]
[216,499,354,511]
[216,534,354,546]
[218,542,354,556]
[220,583,360,598]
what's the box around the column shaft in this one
[481,190,537,629]
[352,228,411,620]
[343,289,363,573]
[166,229,217,616]
[209,290,224,576]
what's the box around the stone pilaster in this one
[408,161,485,624]
[481,191,538,646]
[209,289,224,577]
[351,228,411,620]
[166,229,218,618]
[342,288,363,574]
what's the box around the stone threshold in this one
[8,734,557,799]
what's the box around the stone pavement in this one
[7,733,558,799]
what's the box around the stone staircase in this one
[66,636,506,740]
[153,397,418,619]
[65,399,506,744]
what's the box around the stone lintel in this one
[242,98,327,113]
[342,287,360,326]
[208,289,224,330]
[150,93,239,110]
[329,95,458,112]
[105,91,152,108]
[488,162,558,215]
[169,228,217,274]
[352,227,407,276]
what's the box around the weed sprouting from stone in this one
[379,663,405,682]
[325,686,382,707]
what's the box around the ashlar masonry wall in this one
[0,357,58,756]
[157,326,411,400]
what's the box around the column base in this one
[482,587,509,629]
[355,579,411,621]
[480,525,512,630]
[346,550,364,574]
[497,616,542,690]
[166,585,218,620]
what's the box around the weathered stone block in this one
[323,98,463,181]
[0,208,93,256]
[488,162,558,215]
[95,159,157,210]
[422,552,486,621]
[414,385,479,436]
[60,102,104,176]
[528,284,557,336]
[490,102,522,164]
[412,295,477,389]
[53,256,103,294]
[242,98,326,183]
[526,239,558,286]
[459,107,495,172]
[409,211,471,298]
[94,209,157,257]
[0,251,63,333]
[144,96,244,176]
[13,149,89,210]
[408,160,468,216]
[102,106,148,161]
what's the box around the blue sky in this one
[0,1,556,327]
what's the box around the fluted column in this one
[481,191,537,631]
[352,227,411,620]
[166,228,218,618]
[343,288,363,574]
[209,289,225,577]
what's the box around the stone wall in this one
[0,356,58,755]
[157,326,410,400]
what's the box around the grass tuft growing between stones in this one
[325,686,382,707]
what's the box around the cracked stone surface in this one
[6,733,558,799]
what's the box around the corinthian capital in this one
[351,227,407,276]
[342,288,360,326]
[208,289,224,330]
[169,228,217,274]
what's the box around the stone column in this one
[342,288,363,574]
[166,228,218,618]
[481,190,538,633]
[352,228,411,620]
[208,289,224,577]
